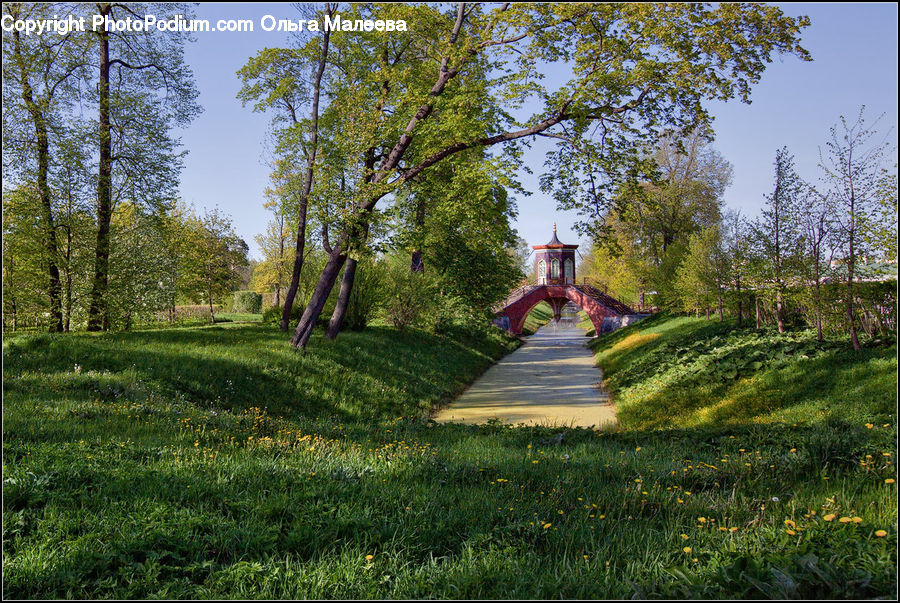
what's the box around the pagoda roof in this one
[532,223,578,250]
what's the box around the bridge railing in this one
[492,284,539,313]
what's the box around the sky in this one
[173,2,899,260]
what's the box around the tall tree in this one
[86,2,200,330]
[238,4,334,332]
[251,3,810,348]
[818,107,894,349]
[2,2,89,331]
[752,147,806,333]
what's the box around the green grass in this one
[590,312,897,430]
[521,301,553,335]
[3,317,897,598]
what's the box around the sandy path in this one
[433,319,616,428]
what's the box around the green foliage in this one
[343,259,385,331]
[232,291,263,314]
[380,256,436,331]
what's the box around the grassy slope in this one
[591,312,896,429]
[3,318,897,598]
[521,301,553,335]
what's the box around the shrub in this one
[381,258,435,330]
[232,291,262,314]
[343,258,385,331]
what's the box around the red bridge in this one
[494,283,635,335]
[493,225,636,335]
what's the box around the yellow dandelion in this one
[784,519,796,528]
[886,478,896,484]
[823,514,836,522]
[875,530,887,537]
[697,517,707,523]
[838,517,852,523]
[681,533,689,540]
[852,517,863,524]
[865,423,874,429]
[365,554,374,560]
[683,546,692,553]
[729,527,739,532]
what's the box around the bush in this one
[231,291,262,314]
[262,303,303,326]
[381,259,435,330]
[343,258,384,331]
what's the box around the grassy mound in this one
[590,313,896,430]
[3,318,896,598]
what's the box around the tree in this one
[238,3,334,332]
[722,210,751,327]
[2,2,90,331]
[818,108,894,349]
[252,211,292,308]
[86,2,201,330]
[180,209,246,323]
[751,147,806,333]
[675,226,720,319]
[797,190,835,341]
[250,3,810,348]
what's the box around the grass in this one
[3,316,897,598]
[521,301,553,335]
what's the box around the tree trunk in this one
[326,257,358,339]
[410,198,425,272]
[775,287,785,333]
[13,28,62,332]
[279,17,331,332]
[847,217,860,349]
[280,221,309,331]
[718,293,723,321]
[736,279,743,327]
[290,249,347,348]
[755,295,760,329]
[88,9,112,331]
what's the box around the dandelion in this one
[885,479,896,484]
[365,554,374,561]
[865,423,874,429]
[875,530,887,537]
[683,546,692,553]
[784,519,796,528]
[823,513,836,522]
[838,517,852,523]
[681,534,689,540]
[852,517,863,524]
[697,517,707,523]
[786,529,796,535]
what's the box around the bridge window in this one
[564,258,574,283]
[537,259,546,284]
[551,258,560,279]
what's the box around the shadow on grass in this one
[3,324,512,423]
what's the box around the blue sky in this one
[175,3,898,259]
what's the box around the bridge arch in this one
[501,285,622,335]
